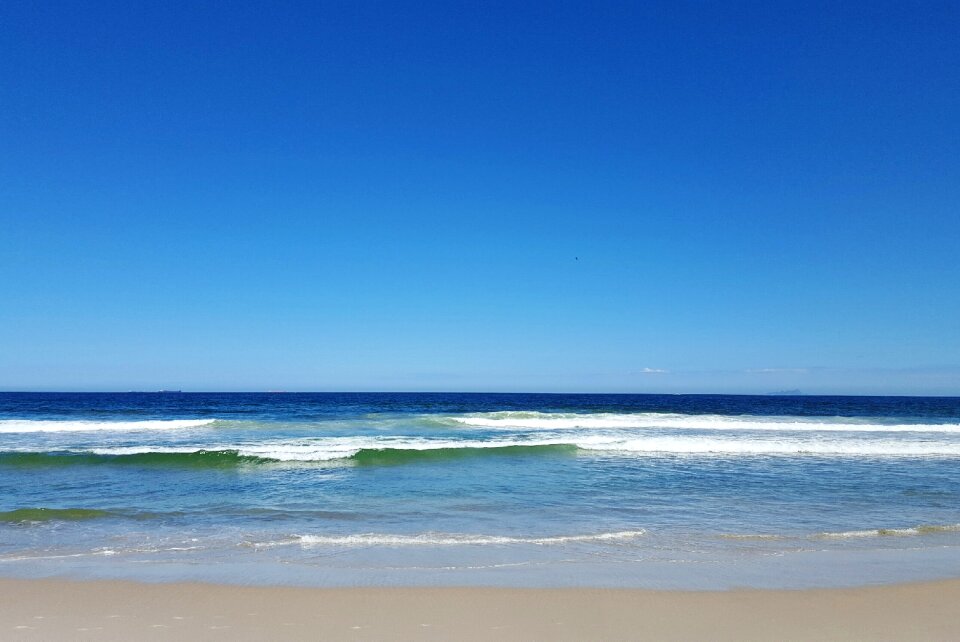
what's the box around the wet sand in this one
[2,577,959,640]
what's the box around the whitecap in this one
[450,412,960,433]
[0,419,217,433]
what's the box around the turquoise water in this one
[2,393,960,588]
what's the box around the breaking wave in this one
[4,432,960,468]
[0,419,217,433]
[449,412,960,433]
[0,443,579,468]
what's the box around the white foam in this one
[85,444,355,461]
[451,412,960,433]
[231,437,580,462]
[296,530,646,547]
[86,438,570,461]
[574,435,960,457]
[239,443,371,461]
[77,431,960,461]
[0,419,217,433]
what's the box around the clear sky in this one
[2,1,958,394]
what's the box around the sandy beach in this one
[2,578,958,641]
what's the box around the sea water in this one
[1,392,959,589]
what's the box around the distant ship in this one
[157,390,182,393]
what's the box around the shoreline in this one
[3,577,959,640]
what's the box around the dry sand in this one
[2,577,959,640]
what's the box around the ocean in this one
[2,392,959,589]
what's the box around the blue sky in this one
[2,1,958,394]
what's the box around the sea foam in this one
[0,419,216,433]
[16,429,960,465]
[296,530,646,547]
[451,412,960,433]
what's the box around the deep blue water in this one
[1,392,959,588]
[4,391,959,420]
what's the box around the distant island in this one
[767,389,803,396]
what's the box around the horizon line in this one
[1,390,958,399]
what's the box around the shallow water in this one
[2,392,959,588]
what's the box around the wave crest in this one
[4,431,960,469]
[451,412,960,433]
[0,419,216,433]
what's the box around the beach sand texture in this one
[2,578,959,641]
